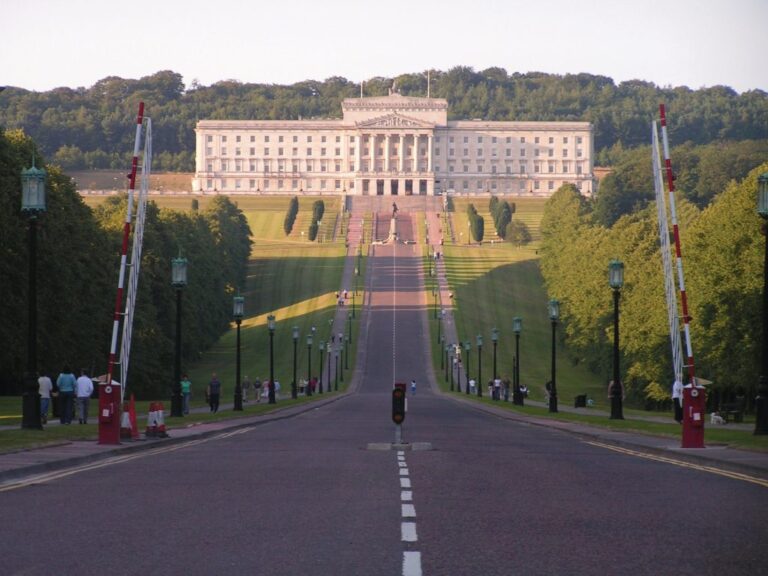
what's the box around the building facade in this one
[193,93,594,197]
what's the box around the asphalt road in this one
[1,224,765,576]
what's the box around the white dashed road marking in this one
[403,551,423,576]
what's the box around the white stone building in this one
[193,93,594,197]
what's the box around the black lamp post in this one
[433,284,438,319]
[440,336,445,370]
[306,330,313,394]
[491,328,498,381]
[292,326,299,400]
[318,341,324,394]
[334,344,339,391]
[347,313,353,355]
[21,160,46,430]
[338,333,345,382]
[437,309,444,344]
[609,259,625,420]
[755,173,768,435]
[548,299,559,413]
[477,334,484,397]
[513,317,522,405]
[464,341,471,395]
[171,255,188,417]
[445,341,450,384]
[233,295,245,411]
[267,314,276,404]
[327,344,332,392]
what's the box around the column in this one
[370,134,376,173]
[427,134,433,172]
[356,133,363,172]
[399,133,405,173]
[413,133,419,173]
[385,134,391,172]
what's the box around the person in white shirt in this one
[38,373,53,424]
[75,370,94,424]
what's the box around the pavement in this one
[2,207,767,486]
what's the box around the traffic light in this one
[392,384,406,424]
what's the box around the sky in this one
[3,0,767,94]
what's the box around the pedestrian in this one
[469,378,476,394]
[343,289,348,300]
[56,366,76,425]
[672,375,683,424]
[502,377,511,402]
[493,378,502,401]
[411,379,416,395]
[38,372,53,424]
[242,375,251,403]
[208,372,221,413]
[254,377,262,402]
[75,369,94,424]
[180,374,192,415]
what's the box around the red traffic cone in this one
[145,402,157,438]
[155,402,169,438]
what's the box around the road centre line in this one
[401,521,418,542]
[402,503,416,517]
[401,490,413,501]
[400,478,411,488]
[586,441,768,488]
[403,551,423,576]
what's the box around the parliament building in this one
[193,93,594,197]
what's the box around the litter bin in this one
[574,394,587,408]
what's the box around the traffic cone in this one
[155,402,169,438]
[129,394,139,440]
[120,402,132,440]
[145,402,157,438]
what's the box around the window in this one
[449,136,454,143]
[491,181,497,190]
[320,180,327,189]
[236,135,241,143]
[563,149,568,157]
[321,148,327,156]
[577,136,583,144]
[350,147,355,156]
[534,149,540,157]
[235,160,242,171]
[463,148,469,157]
[250,136,255,142]
[292,163,299,173]
[548,181,554,190]
[278,148,284,156]
[520,162,527,173]
[349,162,354,171]
[562,162,569,173]
[463,136,469,143]
[249,179,256,189]
[293,148,298,156]
[264,136,269,143]
[492,148,497,157]
[207,163,213,171]
[235,179,241,189]
[548,163,555,173]
[491,165,497,174]
[335,180,341,189]
[307,136,313,143]
[477,180,483,190]
[249,162,256,172]
[307,148,312,156]
[222,136,227,143]
[335,162,341,172]
[534,163,540,173]
[491,136,497,144]
[306,160,313,171]
[435,148,441,156]
[449,149,455,157]
[520,137,526,144]
[292,179,298,189]
[548,137,554,144]
[520,149,526,157]
[548,149,554,157]
[463,165,469,173]
[221,147,227,156]
[350,136,355,143]
[506,149,511,157]
[321,162,327,172]
[336,136,341,143]
[235,148,241,156]
[264,180,269,189]
[577,149,583,157]
[278,179,283,189]
[477,136,483,143]
[250,147,255,155]
[506,136,511,143]
[535,137,540,144]
[293,135,298,143]
[477,164,483,172]
[449,165,454,172]
[279,135,284,143]
[505,166,511,174]
[576,164,582,175]
[207,135,213,143]
[534,181,540,190]
[335,148,341,156]
[263,160,270,172]
[221,160,228,171]
[206,147,212,155]
[264,148,270,156]
[462,180,469,190]
[563,137,569,144]
[307,180,313,189]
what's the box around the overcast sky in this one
[4,0,766,93]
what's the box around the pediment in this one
[356,113,434,129]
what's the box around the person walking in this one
[180,374,192,415]
[242,375,251,403]
[56,366,76,425]
[254,377,262,403]
[208,373,221,413]
[410,379,416,395]
[38,372,53,424]
[75,369,94,424]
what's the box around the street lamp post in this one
[338,333,345,382]
[445,342,450,385]
[334,345,339,391]
[327,344,332,392]
[347,313,352,355]
[755,173,768,434]
[609,260,625,420]
[318,341,325,394]
[513,317,522,405]
[440,336,445,370]
[170,256,188,417]
[438,309,444,344]
[548,299,560,413]
[233,296,245,411]
[477,335,484,398]
[21,160,46,430]
[464,341,471,395]
[306,331,313,396]
[267,314,276,404]
[292,326,299,400]
[491,328,498,381]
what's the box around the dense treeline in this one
[0,129,252,397]
[0,68,766,172]
[539,165,767,408]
